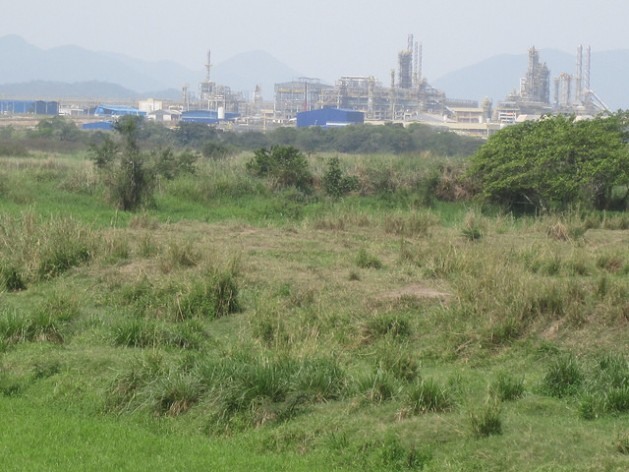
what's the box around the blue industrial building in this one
[0,100,59,115]
[296,108,364,128]
[93,105,145,117]
[180,109,239,124]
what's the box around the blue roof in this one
[181,109,240,124]
[296,108,364,128]
[94,105,145,116]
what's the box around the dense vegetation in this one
[0,116,627,471]
[468,113,629,212]
[0,115,483,157]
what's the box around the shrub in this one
[152,148,198,180]
[323,157,359,198]
[92,116,155,211]
[246,145,313,192]
[468,113,629,212]
[202,141,235,160]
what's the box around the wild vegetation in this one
[468,112,629,212]
[0,116,627,471]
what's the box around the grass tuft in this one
[469,399,503,438]
[490,371,525,401]
[543,354,583,398]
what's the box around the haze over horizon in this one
[4,0,629,85]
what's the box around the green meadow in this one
[0,119,628,471]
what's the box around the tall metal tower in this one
[575,45,583,103]
[398,35,414,89]
[205,50,212,82]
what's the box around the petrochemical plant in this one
[0,35,610,137]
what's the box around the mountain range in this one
[1,35,628,110]
[0,35,302,101]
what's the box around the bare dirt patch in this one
[379,283,451,302]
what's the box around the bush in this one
[92,116,155,211]
[202,141,235,160]
[246,145,313,192]
[323,157,359,198]
[468,113,629,212]
[152,148,198,179]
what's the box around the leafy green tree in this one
[92,116,155,211]
[323,157,359,198]
[174,122,219,148]
[468,113,629,212]
[32,116,82,142]
[152,148,198,180]
[246,145,313,192]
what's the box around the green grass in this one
[0,149,628,471]
[0,397,336,472]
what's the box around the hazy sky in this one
[4,0,628,83]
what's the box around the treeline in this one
[0,116,483,157]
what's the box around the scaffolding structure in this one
[493,45,612,123]
[273,35,446,122]
[520,47,550,104]
[197,49,243,114]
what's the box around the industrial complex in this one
[0,36,610,137]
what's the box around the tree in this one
[92,116,155,211]
[323,157,359,198]
[246,145,313,192]
[467,113,629,212]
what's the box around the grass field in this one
[1,151,628,471]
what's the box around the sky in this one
[4,0,629,84]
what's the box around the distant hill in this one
[0,80,182,102]
[1,35,627,110]
[212,50,304,100]
[0,35,303,101]
[433,48,629,111]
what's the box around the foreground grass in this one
[1,151,628,471]
[0,397,336,472]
